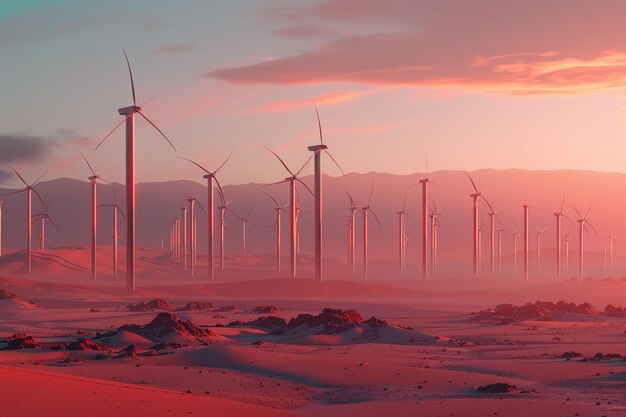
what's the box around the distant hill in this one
[1,169,625,279]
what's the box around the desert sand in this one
[0,248,624,417]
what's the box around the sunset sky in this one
[2,0,626,187]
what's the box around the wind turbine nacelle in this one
[307,144,328,152]
[118,105,142,116]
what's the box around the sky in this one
[2,0,626,188]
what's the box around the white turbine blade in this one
[77,148,97,177]
[464,171,480,194]
[137,111,177,152]
[8,166,28,187]
[123,49,137,106]
[213,150,233,174]
[324,150,346,176]
[295,154,313,177]
[95,114,131,151]
[295,178,314,198]
[178,156,210,174]
[264,146,295,177]
[313,101,323,145]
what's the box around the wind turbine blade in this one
[263,191,280,208]
[482,195,495,214]
[560,192,565,213]
[246,205,254,219]
[77,148,96,177]
[116,205,127,219]
[123,49,137,106]
[31,188,45,207]
[31,169,47,187]
[345,191,356,208]
[196,200,209,217]
[214,150,233,174]
[213,176,226,206]
[369,208,384,234]
[2,189,25,197]
[47,215,60,232]
[402,193,407,212]
[367,180,375,205]
[138,111,177,152]
[111,181,119,203]
[324,149,345,176]
[264,146,295,177]
[313,101,323,145]
[569,206,583,219]
[562,213,575,226]
[295,178,315,198]
[8,166,28,187]
[585,200,592,218]
[464,171,479,194]
[178,157,210,174]
[585,221,602,243]
[295,154,313,177]
[95,115,130,151]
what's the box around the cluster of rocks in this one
[127,299,174,312]
[252,305,279,314]
[472,300,597,322]
[179,301,213,311]
[229,308,388,336]
[605,305,626,317]
[98,312,215,341]
[476,383,518,394]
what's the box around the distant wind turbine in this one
[180,205,188,270]
[429,201,443,277]
[232,205,253,256]
[265,146,313,278]
[396,194,410,277]
[100,183,125,277]
[357,182,382,280]
[306,103,344,283]
[535,226,548,274]
[553,195,573,278]
[419,155,430,280]
[95,50,177,291]
[571,204,600,280]
[465,172,490,278]
[265,192,287,273]
[185,191,206,278]
[345,192,359,274]
[32,196,58,251]
[179,153,230,281]
[4,167,45,273]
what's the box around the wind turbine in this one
[564,231,571,276]
[306,103,344,283]
[0,200,3,257]
[4,167,45,273]
[484,199,502,277]
[465,172,489,278]
[477,217,483,276]
[571,204,600,280]
[553,195,573,278]
[265,192,287,273]
[100,183,125,277]
[217,195,232,272]
[265,147,313,278]
[418,156,430,280]
[345,192,360,274]
[535,226,548,274]
[523,203,530,281]
[185,191,206,278]
[512,223,519,275]
[179,205,188,270]
[496,226,503,275]
[429,201,443,277]
[32,196,57,251]
[356,182,382,280]
[396,194,410,277]
[179,153,230,281]
[95,50,177,292]
[232,205,253,256]
[78,150,109,280]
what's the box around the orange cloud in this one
[254,90,369,113]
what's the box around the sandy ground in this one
[0,248,625,416]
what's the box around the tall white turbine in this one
[496,227,503,275]
[95,50,176,292]
[345,192,359,274]
[217,198,231,272]
[571,205,599,280]
[180,206,188,270]
[428,201,443,277]
[512,224,519,275]
[484,199,501,277]
[465,172,490,278]
[265,147,313,279]
[564,232,570,276]
[419,173,429,280]
[78,151,109,280]
[535,226,548,274]
[179,154,230,281]
[232,206,253,256]
[355,182,382,281]
[265,193,287,274]
[33,196,57,251]
[100,183,125,277]
[553,196,573,278]
[0,200,3,257]
[5,167,45,274]
[306,104,344,284]
[523,204,529,281]
[396,195,410,277]
[185,192,206,278]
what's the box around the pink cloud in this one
[209,1,626,96]
[254,90,369,113]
